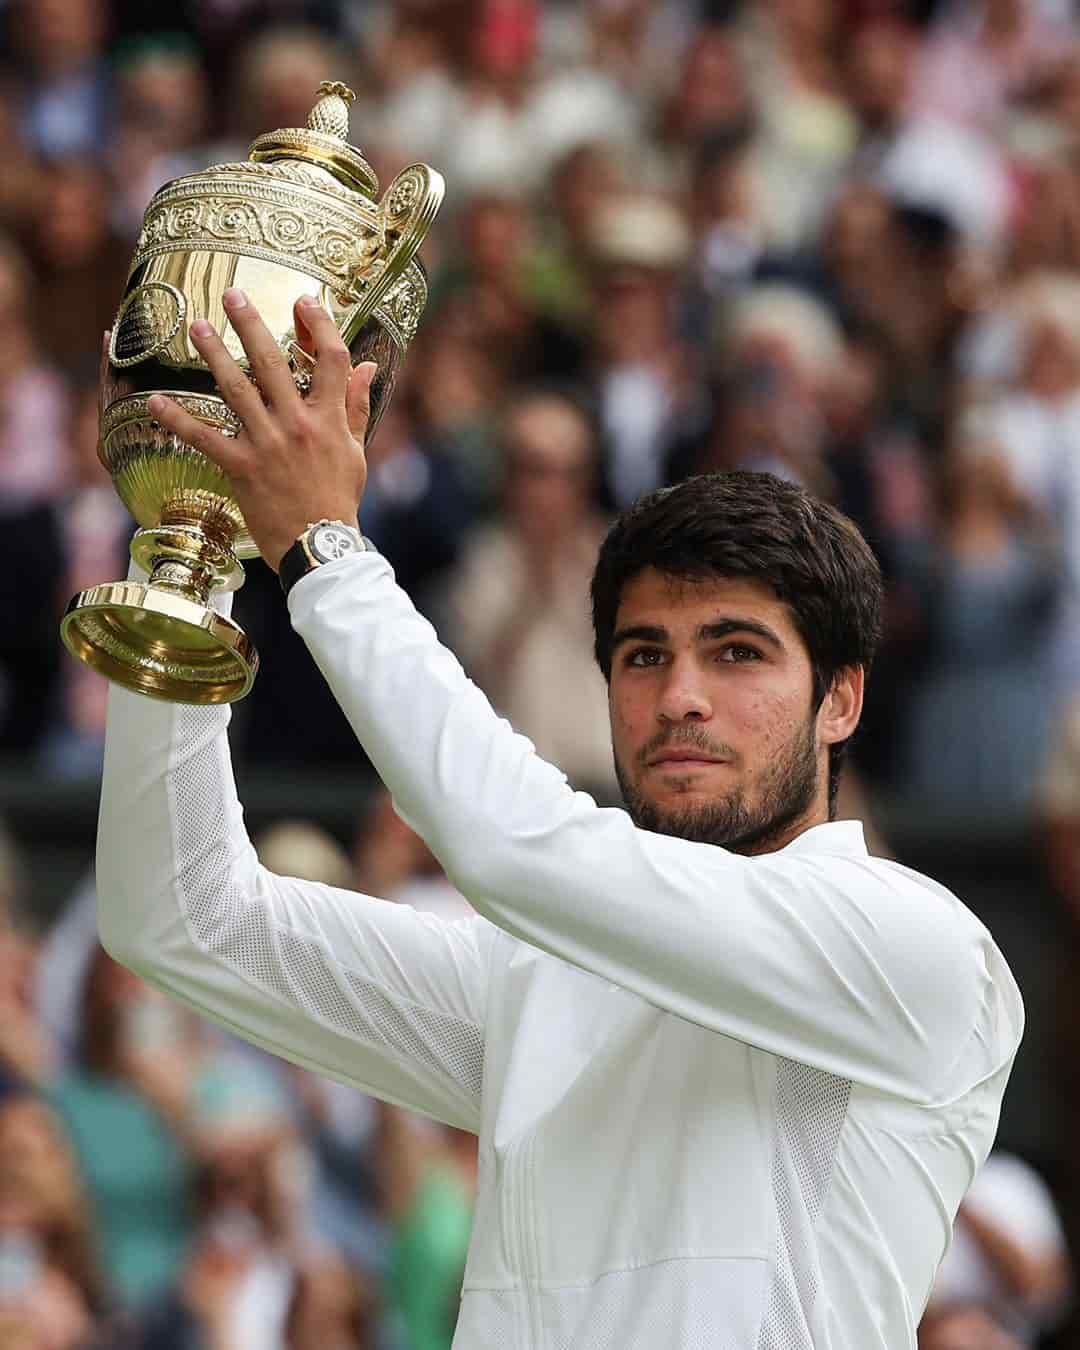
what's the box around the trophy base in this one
[60,581,258,705]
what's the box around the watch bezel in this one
[308,520,364,564]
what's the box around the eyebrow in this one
[611,617,785,651]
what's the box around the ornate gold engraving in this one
[110,282,186,367]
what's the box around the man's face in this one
[608,569,836,855]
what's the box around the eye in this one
[625,646,667,668]
[719,644,762,663]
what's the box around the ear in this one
[818,665,864,748]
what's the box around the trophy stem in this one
[131,512,246,606]
[61,507,258,705]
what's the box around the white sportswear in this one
[96,551,1024,1350]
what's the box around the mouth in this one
[648,753,728,768]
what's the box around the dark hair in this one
[590,471,883,810]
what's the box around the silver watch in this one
[279,518,368,596]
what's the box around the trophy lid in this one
[248,80,379,199]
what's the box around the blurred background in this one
[1,0,1080,1344]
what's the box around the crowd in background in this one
[1,0,1080,1344]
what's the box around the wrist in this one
[279,518,370,597]
[268,513,360,572]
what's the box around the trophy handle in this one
[345,164,445,337]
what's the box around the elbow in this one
[93,846,149,976]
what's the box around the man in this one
[97,290,1024,1350]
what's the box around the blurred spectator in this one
[106,36,213,241]
[444,389,614,792]
[436,194,587,386]
[0,79,45,235]
[284,1249,381,1350]
[918,1302,1025,1349]
[737,0,858,248]
[0,234,75,757]
[254,819,388,1280]
[897,438,1060,812]
[913,0,1068,135]
[359,394,473,618]
[587,195,698,508]
[685,283,844,496]
[0,235,71,513]
[969,270,1080,690]
[352,789,472,922]
[522,141,625,333]
[133,1052,313,1350]
[375,1101,475,1350]
[1040,688,1080,917]
[408,328,504,512]
[655,24,755,188]
[0,1094,103,1348]
[0,917,56,1096]
[926,1150,1070,1345]
[231,25,349,149]
[40,374,132,779]
[845,19,921,175]
[6,0,111,159]
[22,160,129,379]
[47,949,196,1311]
[682,125,764,340]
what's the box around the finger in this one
[346,362,377,443]
[188,317,274,435]
[294,305,316,360]
[295,295,351,406]
[222,288,298,407]
[147,394,247,479]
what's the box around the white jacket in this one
[96,553,1024,1350]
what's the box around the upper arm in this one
[97,688,495,1133]
[111,856,495,1131]
[450,801,1014,1104]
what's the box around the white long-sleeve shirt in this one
[96,552,1024,1350]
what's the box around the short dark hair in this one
[590,471,883,810]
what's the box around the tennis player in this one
[97,290,1024,1350]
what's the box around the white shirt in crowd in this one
[96,553,1024,1350]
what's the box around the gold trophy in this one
[60,81,444,704]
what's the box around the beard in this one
[614,715,820,856]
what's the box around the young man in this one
[98,291,1023,1350]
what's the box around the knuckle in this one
[224,374,251,403]
[282,407,309,442]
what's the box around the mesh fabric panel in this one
[172,707,484,1106]
[757,1059,851,1350]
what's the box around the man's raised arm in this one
[96,576,494,1132]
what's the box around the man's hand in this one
[146,288,376,571]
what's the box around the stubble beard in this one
[615,716,820,856]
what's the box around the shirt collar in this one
[776,819,868,858]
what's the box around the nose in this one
[657,657,713,723]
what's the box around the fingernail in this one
[190,318,213,338]
[299,293,319,308]
[223,288,247,309]
[147,394,165,415]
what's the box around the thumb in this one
[346,361,377,443]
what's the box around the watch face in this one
[311,524,360,563]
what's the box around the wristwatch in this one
[279,518,370,597]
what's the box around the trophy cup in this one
[60,81,444,704]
